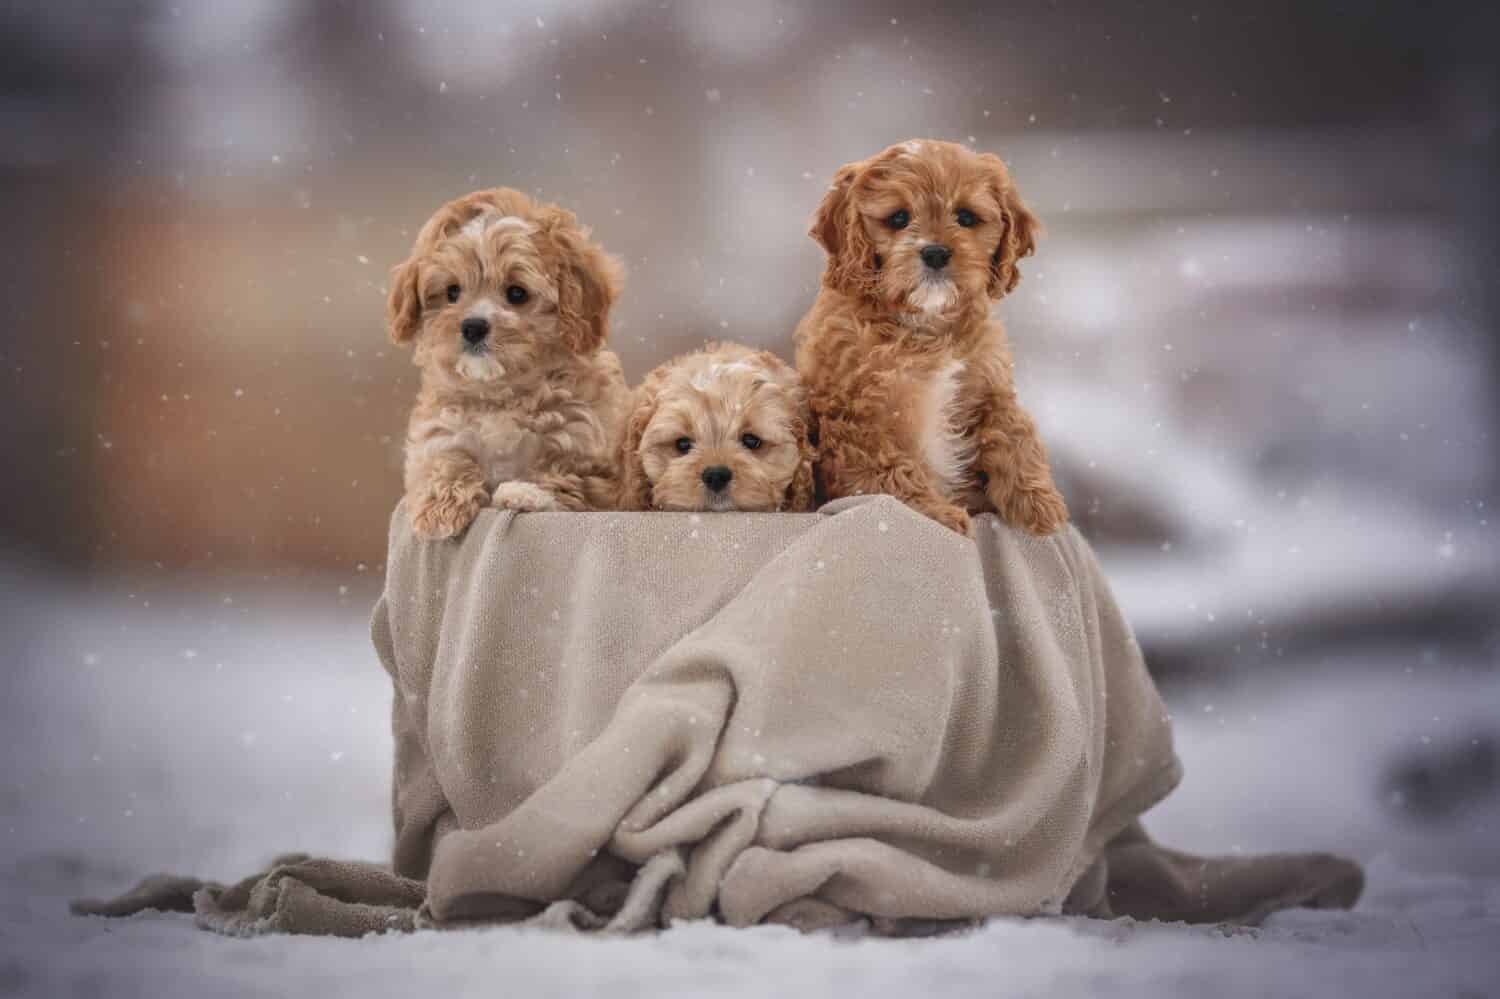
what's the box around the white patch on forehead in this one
[690,360,760,391]
[461,213,534,239]
[901,140,923,154]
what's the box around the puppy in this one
[618,342,816,512]
[794,139,1068,537]
[388,187,628,539]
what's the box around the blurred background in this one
[2,2,1498,989]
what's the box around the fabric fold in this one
[73,497,1362,937]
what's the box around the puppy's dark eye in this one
[506,285,529,305]
[446,284,461,303]
[740,432,762,451]
[956,209,979,228]
[674,437,693,454]
[886,210,910,230]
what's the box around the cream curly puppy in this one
[617,342,816,513]
[387,188,628,539]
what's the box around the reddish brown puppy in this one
[794,139,1067,537]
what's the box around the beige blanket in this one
[74,497,1362,934]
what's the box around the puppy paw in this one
[995,483,1069,536]
[410,481,489,540]
[924,503,973,538]
[491,481,560,512]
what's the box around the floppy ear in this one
[546,212,623,355]
[981,154,1041,298]
[386,257,423,345]
[809,163,856,258]
[809,161,877,297]
[784,424,818,512]
[750,349,819,512]
[616,380,660,511]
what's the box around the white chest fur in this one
[914,360,975,498]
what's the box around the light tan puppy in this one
[618,342,816,513]
[388,188,628,540]
[794,139,1068,537]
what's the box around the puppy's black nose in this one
[701,466,733,492]
[461,317,490,344]
[920,244,952,270]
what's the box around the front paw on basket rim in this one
[926,503,974,538]
[410,485,488,540]
[491,481,561,512]
[995,485,1069,536]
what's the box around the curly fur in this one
[795,139,1067,537]
[388,187,628,539]
[617,342,816,513]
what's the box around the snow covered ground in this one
[2,560,1497,998]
